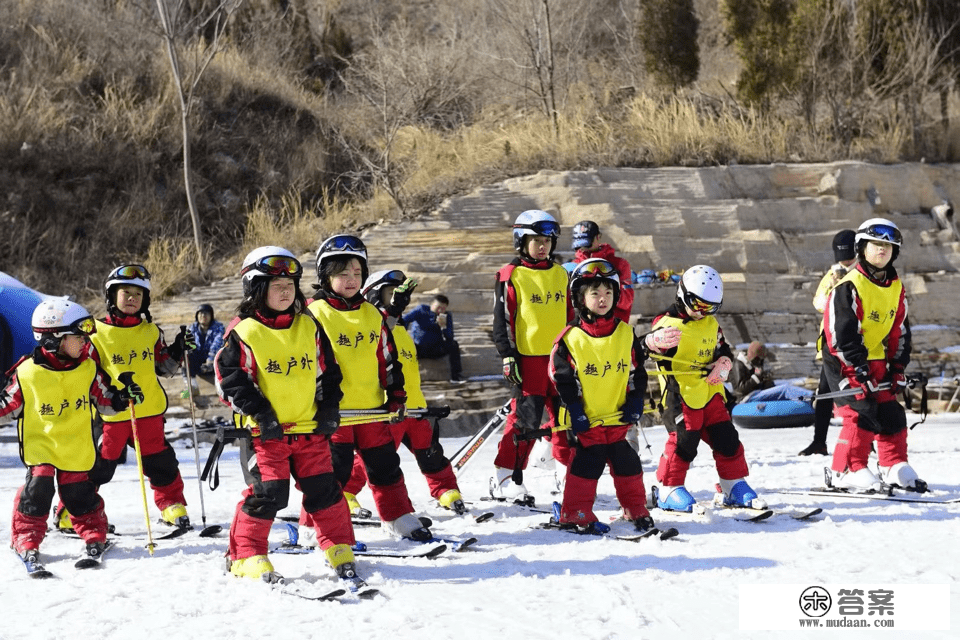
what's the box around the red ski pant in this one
[494,355,564,471]
[559,425,648,525]
[341,416,459,501]
[229,435,353,561]
[12,465,108,552]
[330,420,415,523]
[656,394,748,486]
[830,400,908,473]
[96,415,186,511]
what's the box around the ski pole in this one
[118,372,155,555]
[180,326,220,537]
[812,382,891,401]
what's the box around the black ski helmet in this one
[832,229,856,262]
[571,220,600,250]
[569,258,621,312]
[104,264,152,320]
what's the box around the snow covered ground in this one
[1,410,957,640]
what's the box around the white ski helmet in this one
[855,217,901,262]
[677,265,723,316]
[315,234,369,285]
[31,299,96,350]
[512,210,561,254]
[104,264,152,318]
[362,269,407,308]
[240,246,302,297]
[569,258,620,311]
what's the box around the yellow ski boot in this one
[344,492,373,519]
[229,555,283,583]
[160,503,192,529]
[438,489,467,515]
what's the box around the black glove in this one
[168,327,196,363]
[313,404,340,435]
[386,278,418,317]
[255,408,284,442]
[853,364,881,397]
[567,401,590,434]
[502,357,522,386]
[199,362,214,375]
[115,381,144,407]
[383,398,406,423]
[619,396,643,424]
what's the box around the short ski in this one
[782,488,957,504]
[273,542,448,559]
[277,584,347,601]
[340,574,380,599]
[75,540,114,569]
[17,551,54,579]
[427,536,478,552]
[539,520,678,541]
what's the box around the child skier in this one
[300,269,466,536]
[4,299,143,568]
[648,265,764,512]
[491,210,572,502]
[549,259,674,533]
[307,235,432,541]
[59,264,195,531]
[569,220,635,323]
[215,246,356,583]
[822,218,923,492]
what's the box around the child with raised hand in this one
[3,300,143,568]
[215,246,355,584]
[307,235,432,542]
[648,265,764,512]
[548,259,668,534]
[58,264,194,532]
[491,210,572,502]
[822,219,922,493]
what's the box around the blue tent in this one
[0,272,61,372]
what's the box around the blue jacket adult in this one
[401,303,454,355]
[187,304,226,375]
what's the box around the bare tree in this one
[144,0,244,269]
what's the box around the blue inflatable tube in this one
[731,384,816,429]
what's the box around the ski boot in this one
[655,485,697,512]
[160,503,192,529]
[383,513,433,542]
[228,555,284,583]
[632,515,657,533]
[490,467,535,506]
[55,506,74,534]
[344,492,373,519]
[438,489,467,515]
[718,478,766,509]
[549,502,610,535]
[878,462,927,493]
[826,466,883,493]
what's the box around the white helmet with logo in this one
[240,246,302,297]
[677,265,723,316]
[855,217,901,263]
[32,299,96,351]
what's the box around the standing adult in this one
[402,294,464,383]
[570,221,635,323]
[799,229,856,456]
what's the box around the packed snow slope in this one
[1,411,957,640]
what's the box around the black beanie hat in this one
[832,230,856,262]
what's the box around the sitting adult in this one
[401,294,465,383]
[728,341,775,406]
[570,220,635,322]
[187,303,225,379]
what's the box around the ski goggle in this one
[862,223,902,245]
[111,265,151,280]
[243,255,303,278]
[685,293,721,316]
[515,220,561,238]
[36,316,97,338]
[320,236,367,257]
[575,260,618,279]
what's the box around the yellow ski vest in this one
[232,315,320,434]
[512,264,569,356]
[91,321,167,421]
[392,325,426,410]
[839,270,905,360]
[308,300,388,410]
[653,315,725,409]
[17,358,97,471]
[559,322,634,428]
